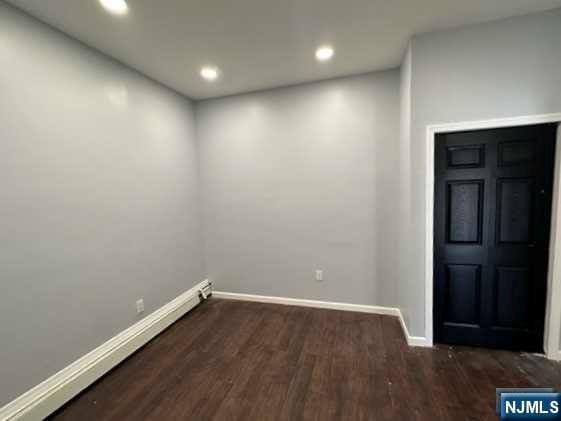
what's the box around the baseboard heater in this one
[198,282,212,300]
[0,279,212,421]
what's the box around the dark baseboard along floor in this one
[49,298,561,420]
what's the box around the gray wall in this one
[401,8,561,337]
[0,2,204,405]
[397,45,414,330]
[197,71,400,307]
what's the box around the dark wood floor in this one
[50,298,561,421]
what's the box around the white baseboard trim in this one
[212,291,432,348]
[0,279,211,421]
[546,350,561,362]
[397,311,432,348]
[212,291,401,316]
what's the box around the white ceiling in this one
[7,0,561,99]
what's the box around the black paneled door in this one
[434,124,557,351]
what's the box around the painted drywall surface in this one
[397,44,413,330]
[197,71,400,307]
[0,3,203,406]
[403,8,561,337]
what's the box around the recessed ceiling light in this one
[200,66,219,81]
[99,0,129,15]
[315,45,334,62]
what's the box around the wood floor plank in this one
[50,299,561,421]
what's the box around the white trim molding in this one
[548,351,561,362]
[213,291,431,347]
[0,279,211,421]
[425,113,561,358]
[545,124,561,360]
[213,291,400,316]
[397,313,432,348]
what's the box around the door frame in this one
[425,113,561,358]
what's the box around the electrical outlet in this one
[136,299,145,314]
[315,270,323,282]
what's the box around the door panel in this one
[494,266,531,329]
[447,145,485,168]
[434,124,556,352]
[444,264,481,326]
[497,178,533,244]
[447,181,484,244]
[498,140,536,166]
